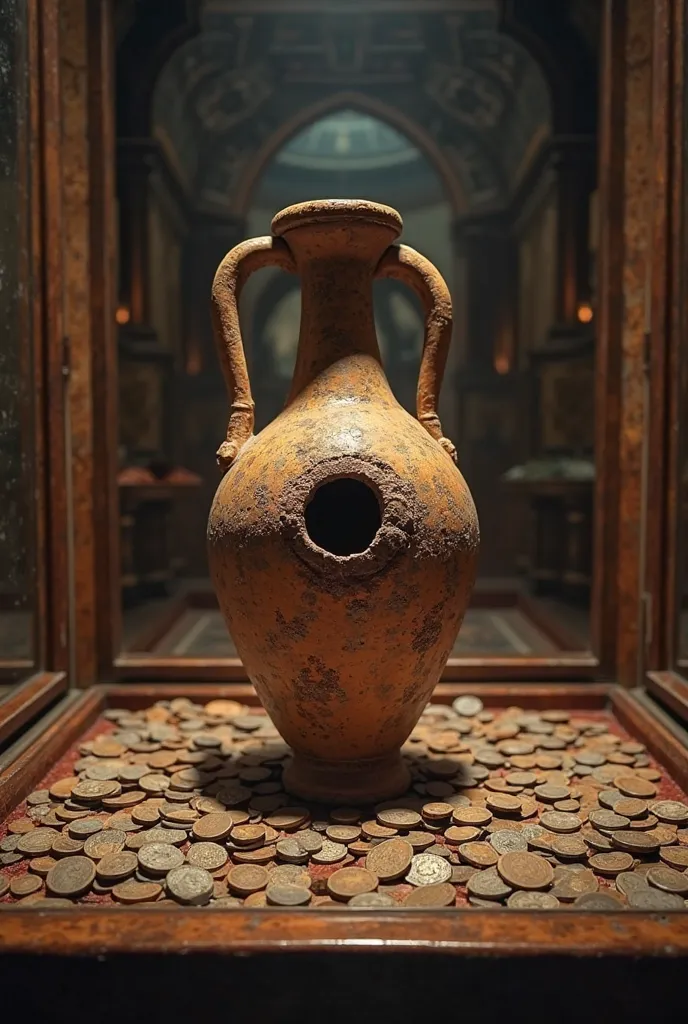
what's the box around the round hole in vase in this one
[304,477,382,557]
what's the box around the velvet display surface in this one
[1,702,687,909]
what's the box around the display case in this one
[1,0,688,1011]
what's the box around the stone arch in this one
[231,91,469,219]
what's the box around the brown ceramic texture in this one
[207,200,479,801]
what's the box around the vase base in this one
[282,750,411,804]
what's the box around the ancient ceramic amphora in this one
[208,200,479,802]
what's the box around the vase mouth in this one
[271,199,403,239]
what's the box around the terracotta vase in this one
[208,200,479,802]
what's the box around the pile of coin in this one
[1,694,687,910]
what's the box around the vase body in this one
[207,200,479,802]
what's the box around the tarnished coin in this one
[646,865,688,896]
[497,852,554,891]
[83,829,127,860]
[588,808,630,831]
[112,879,162,904]
[327,867,378,901]
[534,784,571,803]
[466,867,512,901]
[627,887,684,910]
[361,820,398,840]
[403,882,455,907]
[614,775,657,799]
[588,851,634,876]
[230,823,266,846]
[96,851,138,883]
[615,871,650,897]
[264,807,309,831]
[68,818,107,839]
[326,825,362,844]
[540,811,582,834]
[452,806,492,828]
[550,835,588,860]
[406,853,452,887]
[452,695,483,718]
[349,891,397,908]
[575,892,625,910]
[293,829,323,853]
[375,808,421,830]
[266,884,312,906]
[227,864,269,896]
[46,856,96,897]
[485,793,521,816]
[507,890,560,909]
[49,777,78,800]
[137,843,185,876]
[126,827,186,849]
[268,864,312,889]
[311,841,347,865]
[610,830,661,854]
[275,838,310,864]
[166,865,214,905]
[551,868,598,901]
[51,835,84,857]
[10,874,42,897]
[29,856,57,878]
[489,830,528,855]
[365,838,413,882]
[405,831,435,851]
[16,827,59,856]
[660,845,688,869]
[27,789,51,806]
[613,798,648,820]
[71,779,121,802]
[458,842,498,868]
[187,842,228,871]
[192,812,234,841]
[445,826,482,845]
[650,800,688,824]
[329,807,362,825]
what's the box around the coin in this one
[10,874,43,897]
[52,835,84,857]
[349,891,397,908]
[650,800,688,824]
[230,823,266,846]
[489,830,528,855]
[311,841,347,865]
[452,806,492,828]
[266,884,312,906]
[660,845,688,869]
[16,827,59,856]
[275,838,310,864]
[550,835,588,860]
[588,809,630,831]
[613,798,648,819]
[452,696,483,717]
[540,811,582,834]
[68,818,107,839]
[71,779,121,802]
[264,807,309,830]
[365,838,413,882]
[268,864,312,889]
[551,869,598,901]
[574,892,625,910]
[406,853,453,886]
[497,852,554,890]
[627,888,684,910]
[445,826,482,845]
[326,825,361,844]
[466,867,512,901]
[227,864,269,896]
[376,808,421,830]
[361,820,398,840]
[187,842,228,871]
[138,843,185,876]
[403,882,455,907]
[588,851,634,876]
[507,890,560,909]
[112,879,162,903]
[192,812,234,841]
[405,831,435,851]
[46,856,96,897]
[610,830,661,854]
[646,865,688,895]
[96,851,138,882]
[614,776,657,799]
[166,865,214,905]
[486,793,522,816]
[83,829,127,860]
[615,871,650,897]
[327,867,378,901]
[458,842,498,868]
[29,856,57,877]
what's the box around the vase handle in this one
[375,243,457,463]
[211,236,296,472]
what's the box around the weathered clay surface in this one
[208,200,479,801]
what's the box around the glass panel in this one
[0,0,36,687]
[117,7,600,663]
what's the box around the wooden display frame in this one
[1,680,688,958]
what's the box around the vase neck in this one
[288,255,382,401]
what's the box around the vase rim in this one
[271,199,403,238]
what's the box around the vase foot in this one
[282,750,411,804]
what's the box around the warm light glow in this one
[116,305,131,325]
[577,302,594,324]
[494,352,510,375]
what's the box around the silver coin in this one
[489,830,528,855]
[166,865,214,905]
[406,853,453,887]
[452,695,484,718]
